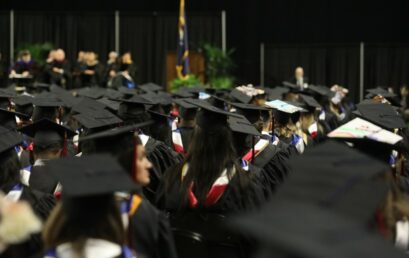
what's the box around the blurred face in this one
[135,144,152,186]
[55,49,65,61]
[22,54,31,63]
[122,53,132,64]
[109,51,118,61]
[401,87,409,97]
[78,51,85,61]
[295,67,304,80]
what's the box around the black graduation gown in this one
[155,163,265,214]
[80,63,102,87]
[0,186,56,258]
[129,197,178,258]
[29,165,59,195]
[44,61,72,87]
[143,137,184,203]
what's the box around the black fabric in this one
[129,196,178,258]
[0,11,9,88]
[264,44,360,102]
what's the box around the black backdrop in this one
[3,11,221,86]
[1,0,409,91]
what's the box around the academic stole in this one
[181,164,235,208]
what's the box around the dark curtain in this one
[265,44,360,102]
[120,12,221,86]
[364,44,409,92]
[0,11,10,87]
[15,11,115,64]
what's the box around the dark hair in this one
[177,125,243,204]
[43,195,125,252]
[33,142,63,156]
[0,149,22,193]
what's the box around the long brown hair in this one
[43,195,125,256]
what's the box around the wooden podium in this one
[166,51,205,91]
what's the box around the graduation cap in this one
[172,88,195,99]
[366,87,397,99]
[71,97,107,114]
[97,97,121,112]
[298,94,322,111]
[103,88,124,100]
[75,87,105,100]
[308,84,335,98]
[49,85,80,108]
[0,89,15,109]
[73,109,123,131]
[117,87,137,97]
[232,201,406,258]
[185,99,242,130]
[264,87,289,101]
[32,94,65,108]
[117,95,152,120]
[282,81,303,93]
[354,103,405,130]
[228,115,261,136]
[0,108,30,130]
[207,95,229,110]
[328,117,404,163]
[139,82,164,93]
[46,154,138,198]
[19,118,76,147]
[13,95,34,117]
[229,89,252,104]
[274,140,390,222]
[0,126,23,154]
[174,98,198,120]
[230,102,268,124]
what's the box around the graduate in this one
[79,124,178,258]
[19,118,76,194]
[79,51,102,87]
[42,154,139,258]
[0,125,56,257]
[172,98,198,154]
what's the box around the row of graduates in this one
[0,79,408,257]
[8,49,137,90]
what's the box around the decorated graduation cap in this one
[0,125,23,154]
[46,154,138,198]
[232,201,406,258]
[265,99,306,126]
[230,102,268,124]
[139,82,164,93]
[328,117,404,163]
[174,98,198,120]
[354,103,405,130]
[19,118,76,148]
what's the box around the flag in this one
[176,0,190,80]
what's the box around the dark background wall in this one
[1,0,409,95]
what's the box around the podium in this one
[166,51,205,91]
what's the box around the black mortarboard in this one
[0,126,23,154]
[71,97,107,114]
[73,109,123,131]
[207,95,229,110]
[230,102,268,124]
[299,94,321,110]
[355,103,405,130]
[139,82,164,93]
[228,115,261,136]
[186,99,242,130]
[97,97,121,112]
[308,84,335,98]
[264,86,289,101]
[366,87,397,99]
[118,87,137,97]
[50,85,80,108]
[32,94,65,108]
[282,81,303,93]
[232,201,407,258]
[75,87,105,100]
[174,98,198,120]
[46,154,138,197]
[0,89,14,109]
[13,95,34,117]
[0,108,29,130]
[103,89,124,100]
[19,118,76,147]
[229,89,252,104]
[117,95,152,120]
[172,88,195,98]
